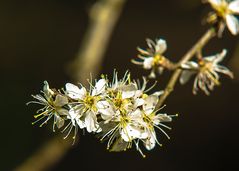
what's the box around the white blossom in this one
[132,38,172,78]
[98,86,142,148]
[138,95,172,150]
[97,73,173,156]
[27,81,68,131]
[29,72,175,157]
[65,79,107,133]
[208,0,239,35]
[180,49,234,95]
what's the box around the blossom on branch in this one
[27,81,68,131]
[180,49,234,95]
[65,79,107,133]
[132,38,174,78]
[28,71,175,156]
[207,0,239,35]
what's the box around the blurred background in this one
[1,0,239,170]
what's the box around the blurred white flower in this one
[180,49,234,95]
[207,0,239,35]
[28,81,68,131]
[132,38,173,78]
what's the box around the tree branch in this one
[68,0,126,84]
[156,28,216,108]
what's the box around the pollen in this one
[216,1,229,17]
[84,95,99,112]
[153,54,165,66]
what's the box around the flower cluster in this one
[28,0,238,158]
[206,0,239,35]
[28,72,175,156]
[180,49,233,95]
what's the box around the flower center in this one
[216,1,230,17]
[199,60,220,85]
[114,97,123,108]
[198,59,210,69]
[84,95,98,112]
[120,115,130,126]
[153,54,165,66]
[113,92,130,113]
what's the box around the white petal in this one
[57,108,69,116]
[97,101,114,120]
[204,49,227,63]
[214,49,227,63]
[155,39,167,54]
[73,107,86,128]
[121,129,131,142]
[139,131,149,139]
[181,61,198,69]
[129,108,142,121]
[143,57,154,69]
[134,98,145,108]
[137,47,150,56]
[54,94,68,107]
[229,0,239,14]
[143,95,158,115]
[43,81,54,97]
[84,111,98,133]
[214,65,234,78]
[144,134,156,150]
[55,115,65,128]
[208,0,222,8]
[65,83,86,100]
[226,14,239,35]
[76,119,86,129]
[121,125,141,142]
[134,90,143,98]
[69,109,77,120]
[146,38,156,49]
[149,70,156,78]
[92,79,106,96]
[180,70,195,84]
[121,84,137,99]
[129,127,143,139]
[157,114,172,123]
[203,55,216,62]
[152,90,164,97]
[78,87,87,99]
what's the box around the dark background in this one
[1,0,239,170]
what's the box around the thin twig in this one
[15,0,126,171]
[156,28,216,108]
[14,135,72,171]
[68,0,126,84]
[228,42,239,80]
